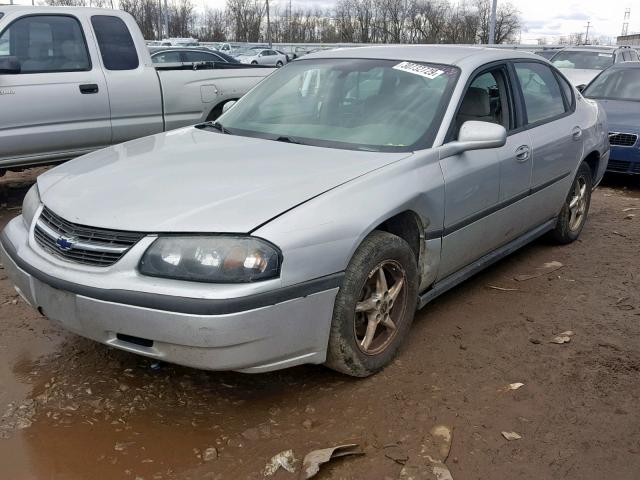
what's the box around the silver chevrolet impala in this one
[1,46,609,377]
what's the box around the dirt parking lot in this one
[0,170,639,480]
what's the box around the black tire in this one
[276,61,283,67]
[325,231,419,377]
[251,61,258,65]
[551,161,593,244]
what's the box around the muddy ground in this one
[0,169,639,480]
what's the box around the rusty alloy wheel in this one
[568,173,588,232]
[353,259,408,355]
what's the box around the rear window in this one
[91,15,138,70]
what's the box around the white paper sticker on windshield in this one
[598,53,611,57]
[393,61,444,79]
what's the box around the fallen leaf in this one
[300,444,362,479]
[264,449,297,476]
[509,382,524,390]
[501,431,522,441]
[625,214,635,220]
[622,207,640,212]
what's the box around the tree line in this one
[44,0,521,45]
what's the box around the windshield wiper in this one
[197,121,233,134]
[274,135,304,145]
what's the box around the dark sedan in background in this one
[584,62,640,175]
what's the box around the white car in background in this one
[237,48,287,67]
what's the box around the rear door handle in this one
[515,145,531,162]
[79,84,99,94]
[572,126,583,140]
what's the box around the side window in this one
[183,51,219,62]
[0,15,90,73]
[555,73,575,110]
[456,68,512,132]
[515,63,566,125]
[152,50,181,63]
[91,15,138,70]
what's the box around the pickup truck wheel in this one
[276,61,283,67]
[551,161,592,244]
[325,231,418,377]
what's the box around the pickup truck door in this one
[0,13,111,167]
[438,64,533,279]
[89,14,162,144]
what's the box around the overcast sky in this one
[11,0,639,43]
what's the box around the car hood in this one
[37,128,410,233]
[594,99,640,133]
[558,68,601,87]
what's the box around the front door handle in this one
[79,84,99,94]
[515,145,531,162]
[572,126,583,140]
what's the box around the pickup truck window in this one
[0,15,90,73]
[91,15,138,71]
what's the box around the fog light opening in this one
[116,333,154,348]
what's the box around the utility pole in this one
[488,0,498,44]
[584,21,591,45]
[164,0,169,39]
[289,0,292,43]
[266,0,272,47]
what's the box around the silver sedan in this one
[1,46,609,377]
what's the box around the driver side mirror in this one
[0,56,21,74]
[222,100,236,114]
[439,121,507,159]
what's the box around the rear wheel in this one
[251,60,258,65]
[276,61,283,67]
[325,231,418,377]
[551,161,592,244]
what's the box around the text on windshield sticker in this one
[393,62,444,79]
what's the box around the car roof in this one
[304,45,543,70]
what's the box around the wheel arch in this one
[582,150,600,180]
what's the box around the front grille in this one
[34,207,145,267]
[609,132,638,147]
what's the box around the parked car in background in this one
[1,46,609,377]
[149,47,239,64]
[583,62,640,175]
[550,46,639,88]
[237,48,288,67]
[0,6,273,174]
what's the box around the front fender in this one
[253,149,445,288]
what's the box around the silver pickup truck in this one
[0,6,273,173]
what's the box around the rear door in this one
[90,14,162,143]
[0,13,111,167]
[512,61,582,225]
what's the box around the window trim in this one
[508,59,576,133]
[0,13,93,74]
[90,14,139,71]
[445,61,520,143]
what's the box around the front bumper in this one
[607,145,640,175]
[0,217,340,373]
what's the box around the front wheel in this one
[325,231,419,377]
[551,161,592,244]
[276,61,283,67]
[251,60,258,65]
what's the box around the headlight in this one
[139,236,281,283]
[22,184,41,228]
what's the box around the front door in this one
[438,64,532,279]
[0,13,111,168]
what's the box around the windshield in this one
[552,51,614,70]
[584,68,640,102]
[218,58,459,152]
